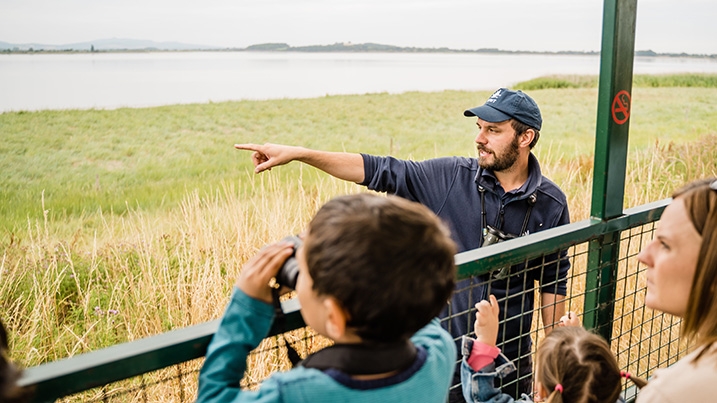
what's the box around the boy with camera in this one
[196,193,458,402]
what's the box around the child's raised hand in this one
[473,294,500,347]
[559,311,581,327]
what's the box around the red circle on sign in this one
[611,90,631,125]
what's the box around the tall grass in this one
[1,80,716,375]
[1,171,361,365]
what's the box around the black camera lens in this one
[275,235,302,289]
[482,225,516,247]
[481,226,518,280]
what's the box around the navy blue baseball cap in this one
[464,88,542,130]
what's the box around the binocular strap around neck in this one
[298,340,418,375]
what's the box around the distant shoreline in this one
[2,41,716,59]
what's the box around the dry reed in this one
[2,134,716,402]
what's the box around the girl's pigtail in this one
[544,384,564,403]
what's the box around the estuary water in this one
[1,51,716,113]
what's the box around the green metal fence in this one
[19,0,683,402]
[19,200,685,402]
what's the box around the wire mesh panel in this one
[56,329,330,403]
[239,328,330,390]
[56,360,203,403]
[26,204,685,403]
[442,242,576,398]
[442,220,685,401]
[612,223,686,402]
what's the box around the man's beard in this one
[476,136,520,172]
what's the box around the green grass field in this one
[2,74,717,232]
[1,74,716,368]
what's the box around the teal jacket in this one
[196,288,457,403]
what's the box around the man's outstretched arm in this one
[235,143,365,183]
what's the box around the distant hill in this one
[1,39,714,58]
[245,42,593,55]
[0,38,220,52]
[244,42,715,58]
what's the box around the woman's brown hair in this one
[672,177,717,352]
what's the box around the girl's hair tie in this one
[620,370,631,379]
[554,384,564,393]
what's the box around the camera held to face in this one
[275,235,302,290]
[482,225,517,279]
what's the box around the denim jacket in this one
[459,336,533,403]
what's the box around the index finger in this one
[234,143,261,152]
[488,294,500,316]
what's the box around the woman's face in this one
[637,198,702,317]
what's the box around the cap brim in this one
[463,104,512,123]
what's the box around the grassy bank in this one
[516,72,717,90]
[1,76,716,369]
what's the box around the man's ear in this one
[323,297,349,340]
[518,129,535,148]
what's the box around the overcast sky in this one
[1,0,715,54]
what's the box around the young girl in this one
[460,295,645,403]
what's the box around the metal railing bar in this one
[456,198,668,277]
[20,298,302,402]
[19,200,669,402]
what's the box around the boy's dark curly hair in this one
[305,193,457,342]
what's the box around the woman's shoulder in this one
[679,342,717,370]
[637,343,717,402]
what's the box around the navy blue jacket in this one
[360,153,570,361]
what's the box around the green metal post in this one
[583,0,637,342]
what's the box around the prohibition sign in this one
[611,90,631,125]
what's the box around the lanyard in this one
[478,184,537,246]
